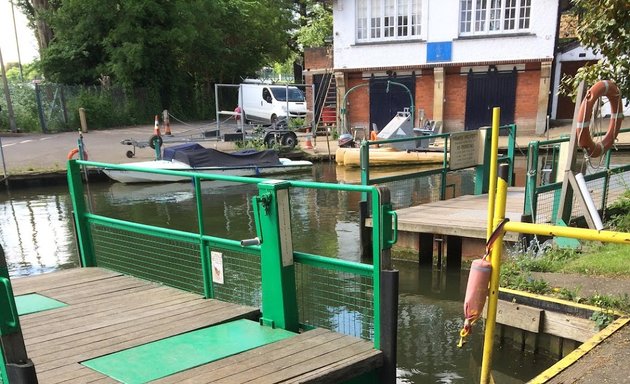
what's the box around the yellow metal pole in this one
[504,222,630,244]
[480,164,509,384]
[486,107,501,240]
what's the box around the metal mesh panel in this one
[295,262,374,341]
[91,224,204,294]
[210,247,261,308]
[380,174,442,210]
[533,167,630,223]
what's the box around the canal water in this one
[0,162,554,382]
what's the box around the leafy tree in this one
[563,0,630,103]
[36,0,295,111]
[296,2,333,48]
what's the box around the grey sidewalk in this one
[0,119,628,176]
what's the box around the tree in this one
[296,2,333,48]
[15,0,57,51]
[563,0,630,103]
[36,0,295,110]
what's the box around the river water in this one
[0,162,554,382]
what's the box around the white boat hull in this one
[103,159,313,183]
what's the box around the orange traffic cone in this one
[304,129,313,149]
[153,115,161,136]
[163,110,172,136]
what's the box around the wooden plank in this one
[155,329,343,383]
[492,300,543,333]
[210,335,367,383]
[11,268,121,295]
[283,349,382,383]
[542,311,597,342]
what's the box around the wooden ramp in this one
[11,268,381,383]
[394,187,525,242]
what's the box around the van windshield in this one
[270,87,305,102]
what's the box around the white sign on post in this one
[449,131,480,170]
[211,251,224,284]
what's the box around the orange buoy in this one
[67,148,88,160]
[576,80,624,158]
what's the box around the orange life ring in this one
[67,148,88,160]
[576,80,624,158]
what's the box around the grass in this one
[499,190,630,314]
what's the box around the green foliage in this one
[590,310,614,330]
[296,3,333,48]
[560,243,630,276]
[561,1,630,102]
[38,0,296,114]
[500,263,551,294]
[606,190,630,232]
[0,83,40,132]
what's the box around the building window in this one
[356,0,423,42]
[459,0,531,36]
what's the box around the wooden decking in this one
[11,267,381,383]
[394,187,525,241]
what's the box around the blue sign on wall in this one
[427,42,453,63]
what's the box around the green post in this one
[524,141,539,218]
[440,137,449,200]
[0,245,38,383]
[67,160,96,267]
[256,181,299,332]
[506,124,516,186]
[194,177,213,299]
[360,142,370,196]
[601,149,613,212]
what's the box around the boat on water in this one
[104,143,313,183]
[335,147,446,167]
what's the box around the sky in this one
[0,0,39,65]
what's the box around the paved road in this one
[1,119,628,177]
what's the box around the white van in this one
[238,83,307,125]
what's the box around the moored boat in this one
[104,143,312,183]
[335,147,446,167]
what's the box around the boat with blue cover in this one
[103,143,312,183]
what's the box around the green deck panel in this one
[15,293,67,315]
[82,319,296,383]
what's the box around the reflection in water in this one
[0,162,553,383]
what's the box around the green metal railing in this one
[523,128,630,223]
[359,125,516,209]
[66,160,396,350]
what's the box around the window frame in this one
[459,0,532,37]
[356,0,425,43]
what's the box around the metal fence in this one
[66,160,396,349]
[523,128,630,224]
[0,82,214,133]
[360,125,517,210]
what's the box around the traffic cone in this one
[304,129,313,149]
[163,110,172,136]
[153,115,161,136]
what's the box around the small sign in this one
[211,251,224,284]
[449,131,480,170]
[427,42,453,63]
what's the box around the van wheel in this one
[281,132,297,149]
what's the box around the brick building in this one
[304,0,571,135]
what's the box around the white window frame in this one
[459,0,532,36]
[356,0,425,43]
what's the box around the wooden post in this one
[0,48,18,133]
[79,108,88,133]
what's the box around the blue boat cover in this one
[162,143,281,168]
